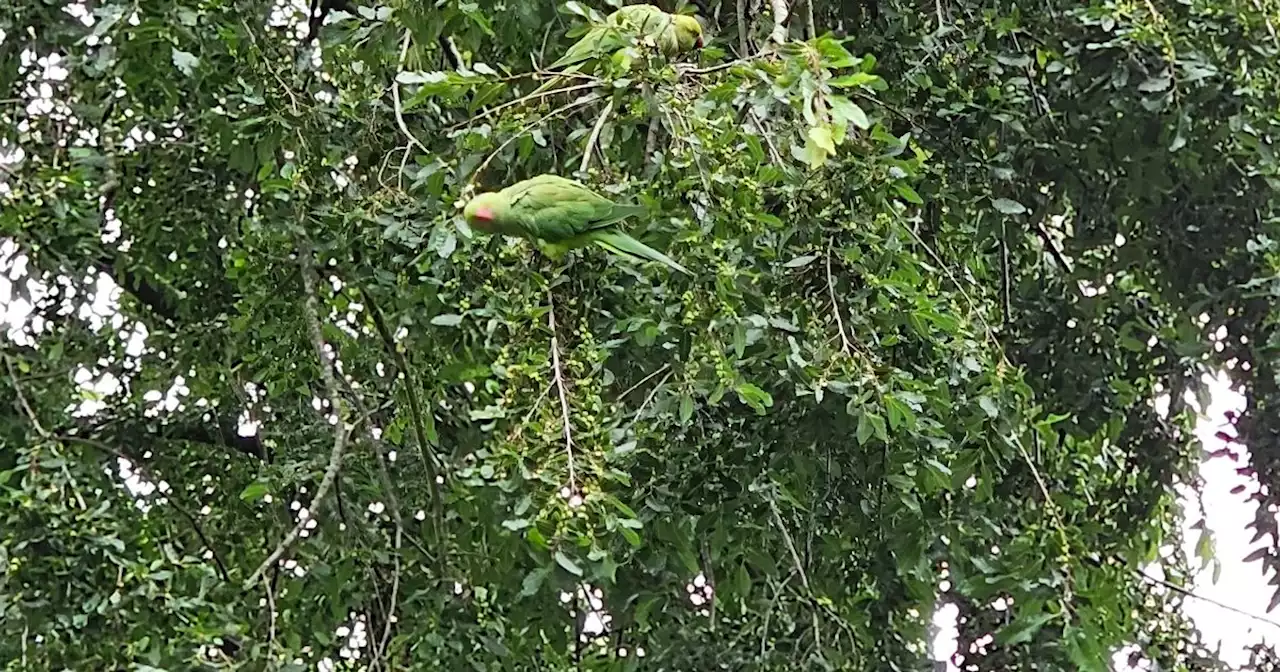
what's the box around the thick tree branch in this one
[245,233,350,590]
[769,0,790,44]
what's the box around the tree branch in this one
[767,492,820,650]
[359,287,445,536]
[245,233,350,590]
[769,0,790,44]
[579,98,614,175]
[393,30,431,158]
[824,240,853,355]
[547,289,577,493]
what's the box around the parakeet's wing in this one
[656,25,680,55]
[610,4,667,29]
[671,17,702,54]
[586,229,690,274]
[501,176,639,241]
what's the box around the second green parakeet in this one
[529,5,704,98]
[552,4,704,69]
[463,174,689,275]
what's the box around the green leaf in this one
[784,254,820,268]
[520,566,551,597]
[829,95,871,130]
[554,551,583,576]
[735,383,774,415]
[894,183,923,204]
[829,73,880,89]
[678,395,695,424]
[171,48,200,75]
[431,314,463,327]
[239,482,269,502]
[883,394,916,430]
[992,198,1027,214]
[1138,76,1172,93]
[734,562,752,599]
[998,610,1057,646]
[808,125,836,155]
[855,410,878,445]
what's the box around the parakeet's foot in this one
[537,241,571,260]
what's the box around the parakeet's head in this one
[463,192,505,233]
[673,15,704,50]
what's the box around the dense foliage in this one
[3,0,1280,669]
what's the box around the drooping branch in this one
[547,289,577,493]
[245,233,350,590]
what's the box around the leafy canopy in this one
[3,0,1280,670]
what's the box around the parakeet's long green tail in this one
[586,229,689,274]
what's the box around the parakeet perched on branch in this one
[463,174,689,275]
[552,4,704,69]
[530,5,704,98]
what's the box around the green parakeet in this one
[463,174,689,275]
[530,5,703,97]
[552,4,704,69]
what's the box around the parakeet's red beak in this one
[696,35,704,48]
[474,207,494,222]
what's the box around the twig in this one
[547,289,577,492]
[374,445,404,664]
[616,363,672,400]
[747,110,783,164]
[645,117,660,164]
[824,240,853,354]
[509,383,553,442]
[1010,432,1075,608]
[1000,219,1011,326]
[332,374,414,662]
[1034,219,1073,274]
[766,492,821,650]
[627,368,673,428]
[359,288,445,547]
[471,94,602,185]
[244,234,351,590]
[759,571,797,658]
[700,538,717,631]
[579,98,615,174]
[264,576,278,656]
[679,53,764,77]
[392,30,430,157]
[448,81,601,132]
[736,0,749,56]
[6,355,49,438]
[1128,566,1280,629]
